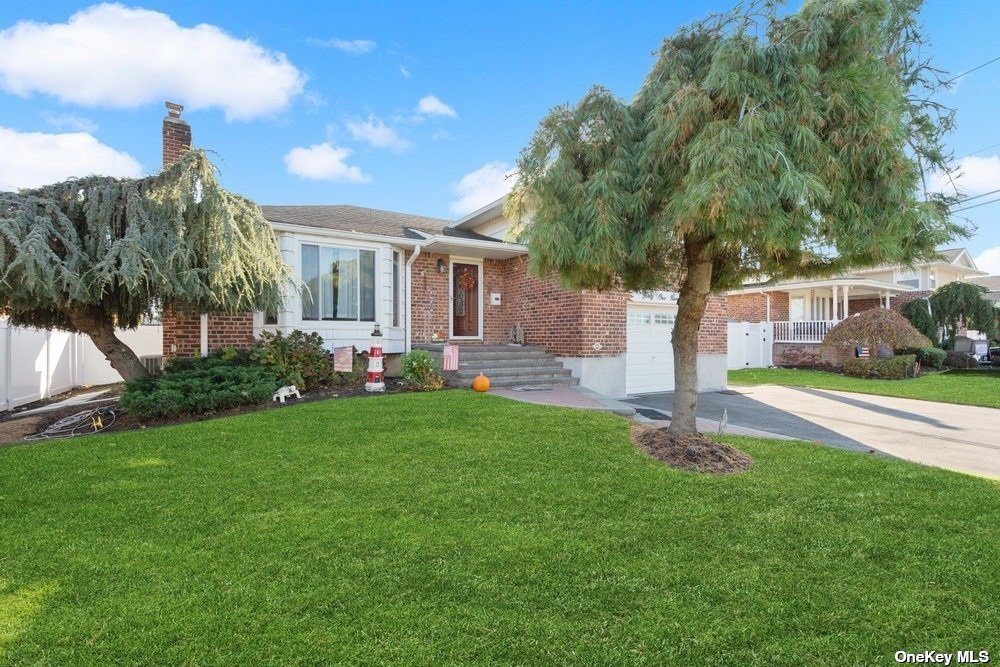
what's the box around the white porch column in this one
[843,286,850,318]
[832,285,840,321]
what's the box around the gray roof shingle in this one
[260,205,451,238]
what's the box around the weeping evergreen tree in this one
[507,0,965,434]
[900,297,939,344]
[928,281,998,347]
[0,150,290,380]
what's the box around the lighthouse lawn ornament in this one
[365,324,386,392]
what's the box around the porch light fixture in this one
[437,258,447,273]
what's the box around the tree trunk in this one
[67,306,151,381]
[669,239,714,435]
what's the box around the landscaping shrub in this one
[842,354,916,379]
[163,347,255,374]
[251,330,334,390]
[895,346,947,369]
[400,350,446,391]
[120,364,279,419]
[944,350,979,369]
[821,309,931,356]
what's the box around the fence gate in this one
[727,322,773,370]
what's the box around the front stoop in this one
[414,344,579,390]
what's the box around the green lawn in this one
[1,392,998,665]
[729,367,1000,408]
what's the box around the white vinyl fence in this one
[728,321,773,370]
[1,321,162,411]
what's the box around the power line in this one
[945,55,1000,84]
[957,187,1000,204]
[951,196,1000,213]
[958,141,1000,159]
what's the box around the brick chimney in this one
[162,101,191,167]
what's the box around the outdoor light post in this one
[365,324,385,393]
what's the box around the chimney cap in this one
[165,101,184,118]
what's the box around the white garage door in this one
[626,306,676,395]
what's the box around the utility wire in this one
[956,187,1000,204]
[951,196,1000,213]
[945,55,1000,84]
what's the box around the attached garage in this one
[625,304,676,395]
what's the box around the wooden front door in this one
[452,262,480,338]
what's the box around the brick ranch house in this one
[160,105,728,397]
[726,248,988,368]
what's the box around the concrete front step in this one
[454,375,580,388]
[455,367,573,379]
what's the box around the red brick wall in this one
[499,256,629,357]
[699,295,728,354]
[162,307,200,357]
[207,313,255,349]
[409,251,454,343]
[848,297,882,316]
[727,291,789,322]
[482,258,507,344]
[890,290,933,314]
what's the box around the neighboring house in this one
[159,105,728,397]
[727,249,988,367]
[969,275,1000,305]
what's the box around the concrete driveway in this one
[627,386,1000,480]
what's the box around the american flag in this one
[856,346,870,359]
[442,344,459,371]
[334,346,354,372]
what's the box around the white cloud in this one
[41,111,97,133]
[449,161,516,215]
[416,94,457,118]
[308,38,376,54]
[284,143,370,183]
[346,115,411,152]
[929,155,1000,197]
[974,246,1000,275]
[399,65,410,79]
[0,3,305,121]
[0,126,142,191]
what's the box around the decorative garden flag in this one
[334,346,354,372]
[443,344,459,371]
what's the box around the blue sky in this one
[1,1,999,272]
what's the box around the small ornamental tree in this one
[821,308,931,355]
[0,150,291,380]
[928,281,997,347]
[900,298,939,344]
[507,0,964,433]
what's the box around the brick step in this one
[454,366,573,379]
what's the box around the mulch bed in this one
[0,379,419,447]
[631,424,753,474]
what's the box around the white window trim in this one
[299,241,380,325]
[448,257,484,340]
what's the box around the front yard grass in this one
[1,391,998,665]
[729,367,1000,408]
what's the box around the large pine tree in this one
[0,150,290,380]
[507,0,965,433]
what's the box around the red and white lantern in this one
[365,324,385,393]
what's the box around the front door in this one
[452,262,480,338]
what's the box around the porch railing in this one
[772,320,836,343]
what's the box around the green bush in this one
[163,347,254,374]
[944,350,979,369]
[896,346,947,369]
[121,364,279,419]
[842,354,916,380]
[251,330,334,390]
[400,350,445,391]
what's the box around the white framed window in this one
[628,311,652,325]
[929,272,937,289]
[654,313,675,326]
[896,268,919,288]
[301,244,376,322]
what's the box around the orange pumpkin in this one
[471,373,491,392]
